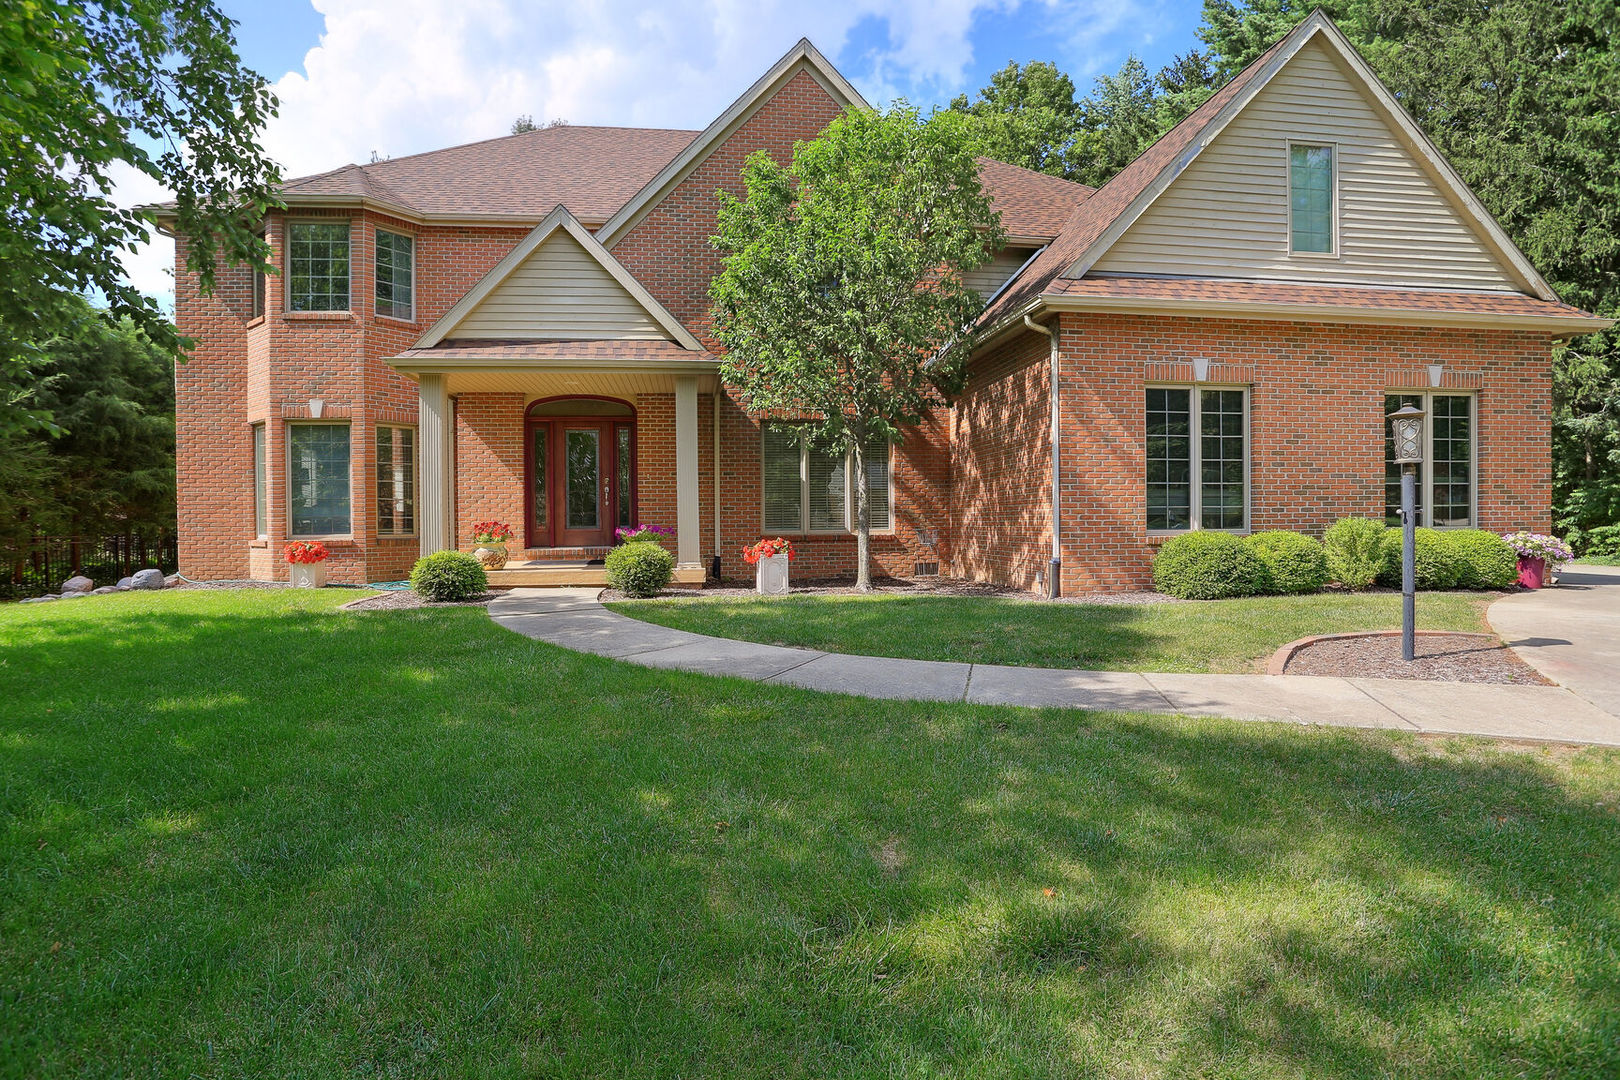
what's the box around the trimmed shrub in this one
[1152,531,1269,599]
[1323,517,1393,589]
[605,540,675,598]
[1245,530,1328,594]
[410,550,488,601]
[1442,529,1519,590]
[1377,527,1463,589]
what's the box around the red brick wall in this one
[610,69,847,348]
[1048,312,1554,592]
[453,394,526,550]
[950,329,1053,591]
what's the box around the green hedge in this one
[1376,527,1462,589]
[1244,530,1328,594]
[606,540,676,598]
[1444,530,1519,589]
[1323,518,1393,589]
[1152,531,1269,599]
[410,550,488,602]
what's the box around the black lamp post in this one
[1388,404,1425,661]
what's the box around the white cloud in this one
[114,0,1140,308]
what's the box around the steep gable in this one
[1090,35,1521,291]
[416,205,702,349]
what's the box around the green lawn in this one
[609,590,1496,672]
[3,590,1617,1078]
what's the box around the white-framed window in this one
[1146,386,1250,532]
[250,228,266,321]
[376,424,416,536]
[375,229,414,321]
[287,421,352,537]
[286,221,351,311]
[1384,391,1476,527]
[251,422,267,538]
[1288,142,1337,255]
[761,425,892,534]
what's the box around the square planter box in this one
[755,553,790,595]
[289,562,328,588]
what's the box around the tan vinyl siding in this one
[964,247,1038,302]
[454,231,672,340]
[1091,37,1519,291]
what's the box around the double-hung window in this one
[287,221,351,311]
[1146,387,1249,531]
[375,229,414,320]
[761,425,892,533]
[1288,143,1336,255]
[288,422,352,537]
[1384,392,1474,527]
[251,423,267,538]
[251,229,266,320]
[376,425,416,536]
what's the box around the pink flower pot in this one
[1516,555,1546,590]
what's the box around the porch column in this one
[674,376,701,568]
[418,373,453,557]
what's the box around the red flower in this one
[472,520,514,543]
[284,540,329,564]
[742,537,796,565]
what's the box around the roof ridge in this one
[974,155,1096,196]
[363,123,701,172]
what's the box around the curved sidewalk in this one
[1489,563,1620,720]
[490,588,1620,747]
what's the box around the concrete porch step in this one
[488,563,706,588]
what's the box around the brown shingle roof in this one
[1045,276,1605,323]
[979,30,1295,329]
[281,126,701,221]
[975,157,1093,240]
[394,339,715,362]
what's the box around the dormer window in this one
[1288,143,1336,255]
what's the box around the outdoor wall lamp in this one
[1388,403,1425,660]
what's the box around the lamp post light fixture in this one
[1388,404,1425,661]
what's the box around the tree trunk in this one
[852,438,871,591]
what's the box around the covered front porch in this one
[391,342,720,588]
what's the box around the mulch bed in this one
[1282,633,1550,684]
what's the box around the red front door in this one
[527,415,634,549]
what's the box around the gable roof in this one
[278,126,699,224]
[980,9,1570,334]
[976,158,1094,241]
[595,38,871,247]
[415,204,705,350]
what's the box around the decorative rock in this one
[59,591,88,599]
[60,575,94,594]
[129,568,165,590]
[164,574,182,587]
[116,576,135,589]
[92,586,120,595]
[114,585,131,591]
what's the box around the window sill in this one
[1286,250,1340,260]
[1146,528,1252,543]
[250,538,268,548]
[283,310,355,321]
[246,315,266,329]
[376,313,418,327]
[375,533,417,541]
[289,535,355,544]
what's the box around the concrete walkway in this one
[490,587,1620,746]
[1489,562,1620,720]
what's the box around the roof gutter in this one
[1023,313,1062,599]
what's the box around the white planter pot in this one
[755,553,790,595]
[289,562,328,588]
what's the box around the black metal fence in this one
[2,534,179,601]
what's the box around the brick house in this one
[165,13,1608,593]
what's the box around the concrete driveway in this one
[1489,563,1620,718]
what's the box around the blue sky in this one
[121,0,1212,302]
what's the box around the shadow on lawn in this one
[1,597,1617,1077]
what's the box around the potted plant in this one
[743,537,795,595]
[285,540,330,588]
[471,521,514,569]
[1502,531,1573,589]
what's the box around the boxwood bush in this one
[606,540,676,598]
[1152,531,1269,599]
[1323,518,1393,589]
[1244,530,1328,594]
[1377,527,1464,589]
[410,550,488,601]
[1443,529,1519,589]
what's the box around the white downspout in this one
[713,390,722,579]
[1023,313,1060,599]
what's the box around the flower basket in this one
[471,521,514,570]
[284,540,329,588]
[1502,532,1572,589]
[1516,555,1546,590]
[743,537,795,596]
